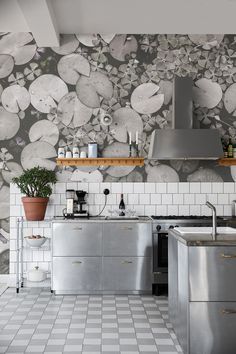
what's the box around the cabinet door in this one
[189,246,236,301]
[103,257,152,291]
[52,257,102,292]
[103,223,152,256]
[53,222,102,256]
[190,302,236,354]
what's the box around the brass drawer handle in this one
[222,309,236,315]
[122,260,133,264]
[121,227,133,230]
[72,261,82,264]
[221,254,236,259]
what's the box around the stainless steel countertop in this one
[169,229,236,246]
[48,216,236,226]
[52,216,152,223]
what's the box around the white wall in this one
[9,182,236,283]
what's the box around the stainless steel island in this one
[168,228,236,354]
[51,217,152,295]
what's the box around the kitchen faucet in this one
[206,201,217,240]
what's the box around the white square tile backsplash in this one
[9,182,236,278]
[178,183,190,194]
[189,183,201,194]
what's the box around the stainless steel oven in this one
[151,216,228,295]
[153,227,168,282]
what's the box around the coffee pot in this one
[64,189,76,218]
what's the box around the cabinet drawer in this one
[103,223,152,256]
[52,222,102,256]
[190,302,236,354]
[52,257,102,292]
[103,257,152,291]
[189,246,236,301]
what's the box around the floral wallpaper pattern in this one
[1,33,236,272]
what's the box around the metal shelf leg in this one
[20,218,24,288]
[16,218,20,293]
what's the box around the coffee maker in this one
[63,189,89,218]
[75,190,89,217]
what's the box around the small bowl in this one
[25,236,47,248]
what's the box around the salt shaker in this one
[58,147,65,159]
[80,151,87,158]
[65,149,72,158]
[73,146,79,158]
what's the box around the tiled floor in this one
[0,284,7,296]
[0,288,183,354]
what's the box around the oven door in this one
[153,231,168,284]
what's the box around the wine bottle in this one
[119,193,125,216]
[221,138,228,158]
[228,138,233,158]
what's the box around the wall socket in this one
[103,189,110,195]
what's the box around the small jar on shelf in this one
[233,144,236,158]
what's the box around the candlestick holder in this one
[135,143,139,157]
[129,144,132,157]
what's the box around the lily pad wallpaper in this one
[1,33,236,273]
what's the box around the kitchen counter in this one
[52,216,153,295]
[169,228,236,246]
[52,216,152,223]
[169,227,236,354]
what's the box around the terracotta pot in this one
[22,197,49,221]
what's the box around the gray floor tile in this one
[6,345,28,352]
[64,344,83,351]
[102,338,120,345]
[0,288,184,354]
[25,344,46,352]
[44,345,65,352]
[102,344,120,351]
[65,338,84,345]
[120,345,140,351]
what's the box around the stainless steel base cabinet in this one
[103,257,152,292]
[52,257,102,294]
[53,222,102,257]
[169,234,236,354]
[52,221,152,295]
[189,246,236,301]
[190,302,236,354]
[103,223,152,257]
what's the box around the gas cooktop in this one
[151,215,226,221]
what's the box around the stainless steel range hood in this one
[148,76,223,160]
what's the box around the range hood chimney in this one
[148,76,223,160]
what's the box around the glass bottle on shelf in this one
[228,138,233,158]
[221,138,228,158]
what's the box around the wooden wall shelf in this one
[56,157,144,167]
[218,158,236,166]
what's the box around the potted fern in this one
[12,167,57,221]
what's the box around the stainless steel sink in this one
[176,227,236,235]
[105,216,139,220]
